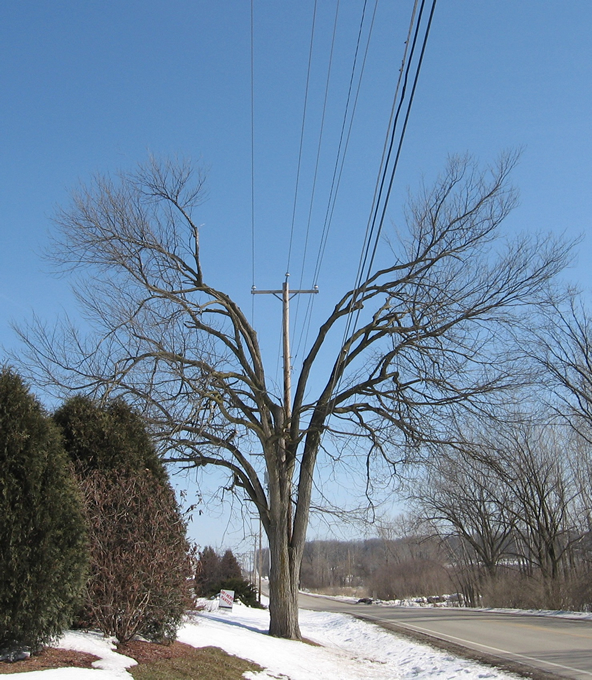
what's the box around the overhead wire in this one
[285,0,320,276]
[250,0,256,325]
[329,0,438,412]
[293,0,379,365]
[364,8,437,275]
[352,0,422,301]
[251,0,438,410]
[254,0,376,372]
[272,0,320,389]
[297,0,378,366]
[291,0,345,356]
[295,0,343,295]
[311,0,379,290]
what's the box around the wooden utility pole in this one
[258,519,262,604]
[252,274,318,421]
[252,275,318,602]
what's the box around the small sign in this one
[219,589,235,610]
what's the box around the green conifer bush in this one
[195,547,261,607]
[53,396,167,481]
[0,368,88,654]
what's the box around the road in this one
[298,592,592,680]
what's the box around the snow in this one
[9,602,520,680]
[473,606,592,621]
[180,602,516,680]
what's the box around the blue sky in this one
[1,1,592,551]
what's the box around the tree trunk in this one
[264,430,311,639]
[267,520,302,639]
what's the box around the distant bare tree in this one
[413,419,584,608]
[532,295,592,437]
[15,153,570,638]
[528,292,592,601]
[502,425,578,585]
[412,443,515,578]
[298,533,450,600]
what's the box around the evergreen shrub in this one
[195,547,261,607]
[0,368,88,653]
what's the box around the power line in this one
[291,0,350,359]
[364,0,437,277]
[332,0,438,408]
[353,0,425,301]
[295,0,343,295]
[311,0,379,290]
[286,0,320,275]
[296,0,409,369]
[294,0,379,364]
[250,0,256,324]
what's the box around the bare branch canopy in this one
[14,153,572,638]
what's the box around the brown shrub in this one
[78,469,193,642]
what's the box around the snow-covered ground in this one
[10,601,521,680]
[180,602,518,680]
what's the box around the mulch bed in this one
[0,639,202,675]
[0,647,100,674]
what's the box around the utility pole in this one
[258,519,262,605]
[252,273,318,421]
[252,274,318,587]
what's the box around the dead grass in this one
[124,643,263,680]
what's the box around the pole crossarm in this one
[252,288,319,297]
[251,276,319,420]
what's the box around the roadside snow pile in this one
[180,601,518,680]
[305,590,592,619]
[302,590,464,608]
[475,607,592,621]
[193,596,221,612]
[375,594,464,607]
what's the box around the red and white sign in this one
[219,589,235,610]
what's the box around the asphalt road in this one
[298,592,592,680]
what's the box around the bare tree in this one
[500,425,578,585]
[412,418,585,608]
[411,444,515,579]
[532,294,592,438]
[15,153,570,638]
[529,293,592,595]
